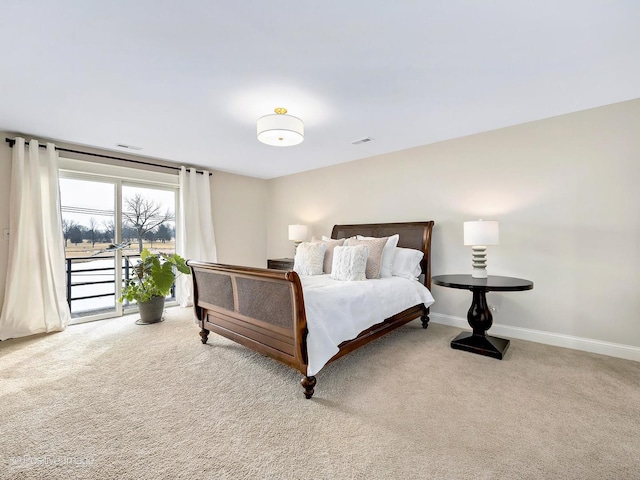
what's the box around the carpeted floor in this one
[1,307,639,480]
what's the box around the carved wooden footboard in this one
[189,221,434,399]
[188,262,309,371]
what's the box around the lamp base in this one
[471,246,488,278]
[471,268,488,279]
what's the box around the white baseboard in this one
[429,313,640,363]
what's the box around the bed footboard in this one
[187,261,309,375]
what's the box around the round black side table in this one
[432,274,533,360]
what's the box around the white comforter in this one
[300,275,435,376]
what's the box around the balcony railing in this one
[65,254,176,318]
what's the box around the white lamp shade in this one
[464,220,499,246]
[257,114,304,146]
[288,224,308,242]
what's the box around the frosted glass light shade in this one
[464,220,499,246]
[257,113,304,146]
[288,224,308,242]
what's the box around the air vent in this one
[116,143,142,150]
[351,137,374,145]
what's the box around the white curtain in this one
[177,166,217,307]
[0,138,71,340]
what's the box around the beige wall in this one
[266,99,640,350]
[0,134,268,311]
[210,170,267,267]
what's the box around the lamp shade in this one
[288,224,308,242]
[464,220,499,246]
[257,108,304,146]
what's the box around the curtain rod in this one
[5,137,211,176]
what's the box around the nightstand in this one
[267,258,294,270]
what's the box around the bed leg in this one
[301,376,317,399]
[199,328,209,344]
[421,312,430,329]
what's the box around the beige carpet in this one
[1,307,639,480]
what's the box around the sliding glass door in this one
[60,177,119,320]
[59,164,179,323]
[120,184,177,314]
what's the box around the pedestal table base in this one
[450,332,510,360]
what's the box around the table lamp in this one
[464,220,499,278]
[288,224,308,256]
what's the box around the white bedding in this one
[300,275,435,376]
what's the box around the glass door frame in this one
[119,181,180,317]
[59,159,181,324]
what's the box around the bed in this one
[187,221,435,398]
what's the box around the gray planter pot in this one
[136,296,165,325]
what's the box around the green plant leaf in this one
[162,252,191,275]
[152,261,175,295]
[118,250,189,303]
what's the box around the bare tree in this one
[87,217,100,247]
[122,194,174,253]
[102,220,115,244]
[62,219,78,247]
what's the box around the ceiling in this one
[2,1,639,179]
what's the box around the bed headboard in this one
[331,221,435,289]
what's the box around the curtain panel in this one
[0,138,71,340]
[177,166,217,307]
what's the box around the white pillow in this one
[356,234,399,278]
[391,247,424,280]
[331,245,369,281]
[293,242,327,276]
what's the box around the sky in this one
[59,177,176,230]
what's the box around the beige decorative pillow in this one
[344,236,387,279]
[357,234,399,278]
[331,245,369,281]
[293,242,326,276]
[312,237,345,273]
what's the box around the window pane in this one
[121,184,177,307]
[59,178,117,318]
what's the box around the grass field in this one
[64,240,176,259]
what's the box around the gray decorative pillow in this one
[331,245,369,281]
[314,236,345,274]
[344,236,387,279]
[293,242,327,276]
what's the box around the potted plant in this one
[103,244,190,324]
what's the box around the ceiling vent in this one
[351,137,374,145]
[116,143,142,150]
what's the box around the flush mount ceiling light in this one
[257,107,304,146]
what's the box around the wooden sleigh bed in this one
[187,221,434,398]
